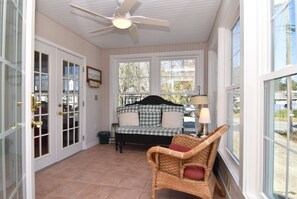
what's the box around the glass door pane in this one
[0,0,24,198]
[62,61,80,148]
[33,51,50,158]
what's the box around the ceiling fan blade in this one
[69,3,111,22]
[117,0,137,16]
[128,24,139,42]
[89,25,114,33]
[130,16,170,27]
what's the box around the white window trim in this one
[109,50,204,125]
[217,27,240,183]
[241,0,270,198]
[214,0,274,198]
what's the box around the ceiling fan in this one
[69,0,170,42]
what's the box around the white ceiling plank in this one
[36,0,221,49]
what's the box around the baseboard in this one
[85,140,99,149]
[217,170,232,199]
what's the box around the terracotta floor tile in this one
[72,170,104,183]
[44,196,70,199]
[52,167,82,180]
[93,172,125,186]
[126,166,151,178]
[107,187,142,199]
[49,181,89,198]
[35,177,66,196]
[35,143,226,199]
[106,163,131,174]
[117,175,148,189]
[76,184,115,199]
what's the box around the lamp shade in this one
[199,107,211,124]
[190,95,208,105]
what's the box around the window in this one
[263,0,297,198]
[117,60,150,106]
[226,19,241,161]
[264,75,297,198]
[111,51,204,129]
[160,58,196,100]
[272,0,296,71]
[160,58,197,129]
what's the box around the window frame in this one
[117,59,151,106]
[226,18,241,162]
[261,0,297,197]
[109,50,204,127]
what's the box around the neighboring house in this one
[1,0,296,199]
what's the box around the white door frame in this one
[34,37,87,167]
[24,0,36,198]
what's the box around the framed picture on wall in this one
[87,66,102,84]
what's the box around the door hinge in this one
[82,101,85,107]
[82,136,85,141]
[83,67,85,72]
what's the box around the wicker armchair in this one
[147,124,229,199]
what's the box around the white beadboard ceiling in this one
[36,0,221,49]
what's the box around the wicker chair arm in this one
[147,146,187,163]
[172,134,203,144]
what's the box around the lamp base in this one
[196,124,204,138]
[202,124,208,136]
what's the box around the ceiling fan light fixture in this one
[112,17,132,29]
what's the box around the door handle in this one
[32,120,43,128]
[58,111,67,116]
[31,93,41,112]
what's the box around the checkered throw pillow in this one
[162,104,184,113]
[139,105,161,127]
[117,104,139,115]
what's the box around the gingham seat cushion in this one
[117,126,182,136]
[139,105,161,127]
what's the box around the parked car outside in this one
[183,104,196,117]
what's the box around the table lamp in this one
[199,107,211,135]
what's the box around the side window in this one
[264,0,297,198]
[227,19,241,161]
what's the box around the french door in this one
[56,50,83,161]
[0,0,33,198]
[34,41,83,170]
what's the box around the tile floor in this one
[35,144,226,199]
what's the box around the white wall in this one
[35,11,103,148]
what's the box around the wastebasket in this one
[97,131,110,144]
